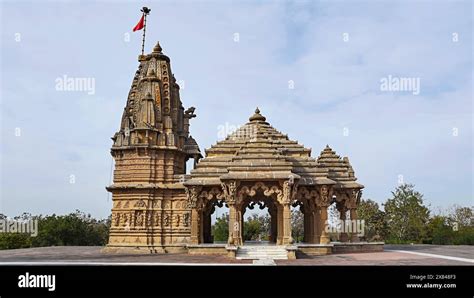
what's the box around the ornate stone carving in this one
[345,189,362,209]
[185,186,202,209]
[134,200,146,208]
[164,213,170,226]
[183,213,190,227]
[135,211,144,226]
[221,181,239,205]
[175,214,181,227]
[237,182,282,203]
[199,187,224,201]
[280,180,298,205]
[315,185,333,207]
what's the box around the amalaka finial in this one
[249,107,266,122]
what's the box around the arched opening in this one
[203,198,228,243]
[291,200,305,243]
[241,196,277,245]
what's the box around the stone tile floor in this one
[0,245,472,265]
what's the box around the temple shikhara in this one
[105,42,382,258]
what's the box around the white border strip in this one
[389,250,474,264]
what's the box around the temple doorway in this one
[203,198,228,243]
[241,196,277,245]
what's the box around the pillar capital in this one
[344,188,362,210]
[221,180,239,205]
[279,178,299,205]
[315,184,333,208]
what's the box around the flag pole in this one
[140,7,151,55]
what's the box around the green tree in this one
[243,215,261,241]
[291,209,304,243]
[447,205,474,245]
[31,210,108,247]
[243,214,271,241]
[427,216,454,244]
[211,214,229,242]
[384,184,430,243]
[447,205,473,228]
[0,210,110,249]
[357,199,387,241]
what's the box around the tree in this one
[447,205,474,245]
[384,184,430,243]
[291,209,304,243]
[0,210,110,249]
[357,199,387,241]
[211,214,229,242]
[243,214,271,241]
[447,205,473,228]
[427,216,454,245]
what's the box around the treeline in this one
[0,185,472,250]
[0,210,110,249]
[358,184,473,245]
[212,184,473,245]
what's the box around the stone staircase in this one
[236,246,288,260]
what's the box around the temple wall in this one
[107,187,191,252]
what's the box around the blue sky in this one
[1,0,472,219]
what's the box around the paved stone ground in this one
[0,245,472,265]
[0,246,251,264]
[385,244,474,259]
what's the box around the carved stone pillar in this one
[228,203,238,245]
[313,206,321,244]
[237,206,244,245]
[185,186,202,245]
[337,201,348,243]
[269,204,277,243]
[345,189,362,243]
[221,181,240,245]
[350,208,359,242]
[190,209,200,244]
[280,180,298,245]
[199,209,204,243]
[316,185,332,245]
[305,210,314,243]
[282,203,292,245]
[302,207,308,243]
[319,206,330,244]
[276,204,283,245]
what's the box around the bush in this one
[0,210,110,250]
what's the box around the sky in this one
[0,0,472,219]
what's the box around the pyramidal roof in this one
[185,108,363,190]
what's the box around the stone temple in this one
[105,42,382,257]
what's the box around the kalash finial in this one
[249,107,266,122]
[153,41,163,53]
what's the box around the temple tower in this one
[105,42,201,253]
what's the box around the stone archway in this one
[202,197,227,243]
[241,195,278,244]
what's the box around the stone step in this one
[237,250,287,254]
[236,246,288,260]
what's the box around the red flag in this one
[133,15,145,32]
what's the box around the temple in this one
[105,43,381,257]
